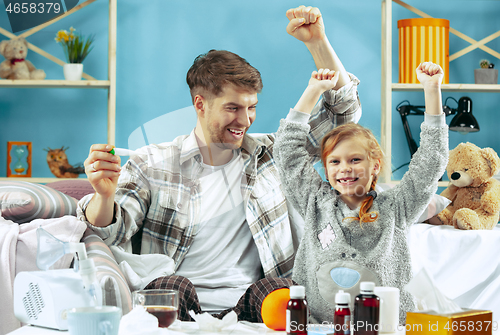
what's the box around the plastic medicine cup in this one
[132,289,179,328]
[67,306,122,335]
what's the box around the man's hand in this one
[286,6,326,44]
[84,144,121,199]
[83,144,121,227]
[416,62,444,89]
[286,5,349,88]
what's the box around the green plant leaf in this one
[56,29,94,64]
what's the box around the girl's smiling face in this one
[325,137,380,208]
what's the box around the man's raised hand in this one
[286,6,326,44]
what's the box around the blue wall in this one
[0,0,499,179]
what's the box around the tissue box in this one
[406,309,493,335]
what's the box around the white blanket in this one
[110,245,175,291]
[0,215,86,335]
[408,223,500,322]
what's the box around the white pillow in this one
[375,183,451,223]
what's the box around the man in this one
[77,6,361,322]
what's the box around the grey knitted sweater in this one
[274,109,448,324]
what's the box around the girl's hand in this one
[417,62,444,115]
[308,68,339,93]
[294,69,339,114]
[416,62,444,89]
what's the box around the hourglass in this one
[7,141,32,177]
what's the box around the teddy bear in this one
[436,142,500,230]
[0,37,46,80]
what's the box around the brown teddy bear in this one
[0,37,46,80]
[436,142,500,230]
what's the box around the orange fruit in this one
[261,288,290,331]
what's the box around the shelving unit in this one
[0,0,116,182]
[381,0,500,185]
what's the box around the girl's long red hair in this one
[320,123,385,226]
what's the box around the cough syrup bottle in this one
[334,290,351,335]
[286,285,308,335]
[353,282,380,335]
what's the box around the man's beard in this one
[208,124,245,150]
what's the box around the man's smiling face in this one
[202,84,258,150]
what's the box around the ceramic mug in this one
[67,306,122,335]
[132,289,179,328]
[374,286,400,333]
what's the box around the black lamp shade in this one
[449,97,480,133]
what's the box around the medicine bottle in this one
[286,285,308,335]
[334,290,351,335]
[353,282,380,335]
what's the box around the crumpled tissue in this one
[189,310,238,332]
[119,306,162,335]
[405,267,463,314]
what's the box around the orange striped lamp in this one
[398,18,449,84]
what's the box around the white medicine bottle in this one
[334,290,351,335]
[286,285,308,335]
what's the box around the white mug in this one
[374,286,400,333]
[67,306,122,335]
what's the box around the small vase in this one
[63,63,83,80]
[474,68,498,84]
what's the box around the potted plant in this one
[55,27,94,80]
[474,59,498,84]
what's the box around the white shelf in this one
[392,83,500,92]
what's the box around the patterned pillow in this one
[0,181,77,223]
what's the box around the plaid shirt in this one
[77,74,361,279]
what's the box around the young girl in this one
[274,62,448,325]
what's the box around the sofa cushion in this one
[45,180,94,200]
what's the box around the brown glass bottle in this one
[286,285,308,335]
[334,290,351,335]
[353,282,380,335]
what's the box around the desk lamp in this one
[397,96,479,157]
[448,97,480,135]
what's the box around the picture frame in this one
[7,141,32,178]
